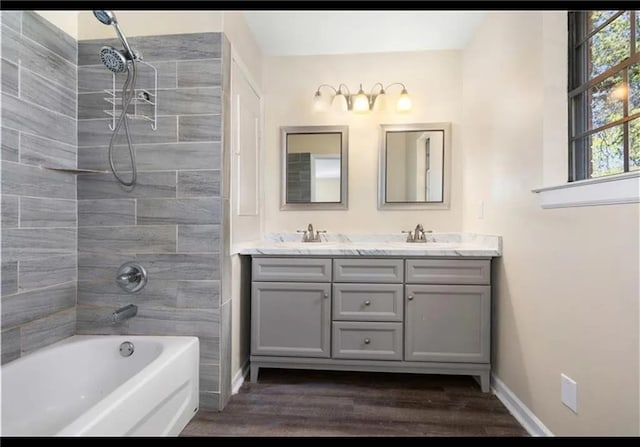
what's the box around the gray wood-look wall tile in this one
[157,87,221,115]
[135,254,220,280]
[78,199,136,226]
[20,68,77,118]
[21,308,75,355]
[1,127,19,161]
[219,299,232,406]
[77,172,176,200]
[178,114,221,142]
[78,279,179,307]
[2,195,18,228]
[1,327,20,364]
[2,161,76,199]
[78,61,177,93]
[200,392,220,412]
[19,255,76,291]
[78,252,137,281]
[78,116,176,147]
[136,142,220,171]
[20,31,76,92]
[178,225,220,252]
[137,197,220,225]
[80,142,221,172]
[177,59,221,87]
[2,59,18,96]
[2,94,76,146]
[177,170,220,197]
[200,362,220,393]
[177,281,221,309]
[2,262,18,296]
[20,133,77,169]
[2,25,21,64]
[20,197,76,227]
[22,11,77,65]
[78,33,221,66]
[1,281,75,329]
[2,227,76,262]
[76,304,219,338]
[78,225,176,254]
[1,11,21,32]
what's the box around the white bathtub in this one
[1,335,199,436]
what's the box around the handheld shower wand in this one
[93,10,138,187]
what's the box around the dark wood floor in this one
[181,368,527,437]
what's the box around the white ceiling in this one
[243,11,487,56]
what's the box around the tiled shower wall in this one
[75,32,231,410]
[1,11,78,364]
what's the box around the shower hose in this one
[108,60,138,186]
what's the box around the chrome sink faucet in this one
[297,223,327,242]
[402,224,432,243]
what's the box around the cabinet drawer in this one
[332,283,403,322]
[332,322,403,360]
[333,258,404,283]
[406,259,490,285]
[252,257,331,282]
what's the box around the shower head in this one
[93,10,117,26]
[93,10,138,62]
[99,46,128,73]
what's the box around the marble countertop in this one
[235,233,502,257]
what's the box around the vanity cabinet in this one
[250,256,492,392]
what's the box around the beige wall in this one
[77,10,224,39]
[223,11,263,89]
[263,50,463,233]
[462,11,639,435]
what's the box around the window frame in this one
[568,10,639,182]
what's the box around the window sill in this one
[531,172,640,209]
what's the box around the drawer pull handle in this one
[364,338,371,344]
[364,300,371,306]
[408,295,414,301]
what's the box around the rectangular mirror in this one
[281,125,348,210]
[378,123,451,209]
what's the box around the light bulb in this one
[352,84,370,113]
[313,90,328,112]
[396,88,412,112]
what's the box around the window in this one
[568,11,640,181]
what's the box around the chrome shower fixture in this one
[93,10,137,61]
[99,46,128,73]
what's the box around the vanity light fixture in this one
[312,82,412,113]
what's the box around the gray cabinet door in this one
[405,284,490,363]
[251,282,331,357]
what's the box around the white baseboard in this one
[492,374,554,437]
[231,360,250,395]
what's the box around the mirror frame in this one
[280,125,349,210]
[378,122,451,210]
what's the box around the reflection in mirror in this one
[281,125,348,210]
[379,123,450,209]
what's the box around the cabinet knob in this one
[408,295,414,301]
[364,300,371,306]
[323,293,328,299]
[364,338,371,344]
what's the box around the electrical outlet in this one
[561,373,578,413]
[478,200,484,219]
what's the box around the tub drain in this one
[119,341,134,357]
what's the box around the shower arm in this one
[112,22,137,60]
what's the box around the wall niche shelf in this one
[41,166,107,174]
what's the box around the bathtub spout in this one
[112,304,138,324]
